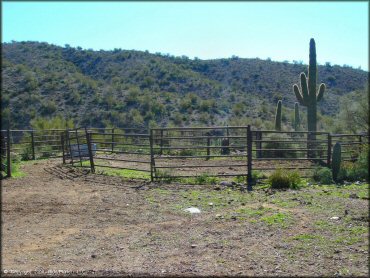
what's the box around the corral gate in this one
[150,126,252,185]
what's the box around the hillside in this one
[1,41,368,131]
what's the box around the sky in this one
[2,1,369,70]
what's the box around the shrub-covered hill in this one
[1,41,368,130]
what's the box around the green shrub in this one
[195,173,218,185]
[268,169,301,189]
[178,149,195,156]
[262,134,299,158]
[232,171,266,185]
[20,145,33,161]
[337,146,369,182]
[155,170,178,183]
[312,166,333,184]
[338,161,368,182]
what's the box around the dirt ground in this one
[1,159,369,277]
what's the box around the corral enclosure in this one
[1,126,368,184]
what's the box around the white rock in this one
[184,207,201,214]
[330,216,340,220]
[208,202,214,206]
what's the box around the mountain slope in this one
[1,41,368,130]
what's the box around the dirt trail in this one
[2,159,368,276]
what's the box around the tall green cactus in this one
[275,100,282,131]
[293,38,326,133]
[332,142,341,182]
[294,102,300,131]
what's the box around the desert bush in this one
[20,145,33,161]
[195,173,218,185]
[233,171,266,184]
[268,169,301,189]
[312,166,333,184]
[155,170,178,183]
[178,149,195,156]
[337,145,369,182]
[262,134,299,158]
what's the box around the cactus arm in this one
[293,85,305,106]
[300,73,309,102]
[316,83,325,102]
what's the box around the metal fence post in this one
[247,125,252,191]
[31,130,35,160]
[206,135,211,160]
[61,133,66,164]
[66,129,74,166]
[6,129,11,177]
[75,129,83,167]
[160,129,163,155]
[327,133,332,167]
[86,131,95,173]
[149,129,154,182]
[111,128,115,153]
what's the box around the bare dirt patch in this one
[2,159,369,276]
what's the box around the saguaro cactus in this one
[294,102,300,131]
[332,142,341,182]
[293,38,326,133]
[275,100,282,131]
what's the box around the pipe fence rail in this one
[1,127,368,187]
[150,126,251,183]
[86,128,151,177]
[252,130,330,178]
[330,134,369,162]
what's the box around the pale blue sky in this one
[2,1,369,70]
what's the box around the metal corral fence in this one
[252,130,330,177]
[0,130,11,177]
[1,129,65,178]
[0,129,65,160]
[86,127,151,176]
[330,133,369,162]
[1,127,368,185]
[150,126,251,181]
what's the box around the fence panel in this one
[331,134,369,162]
[0,130,11,177]
[251,130,329,177]
[86,128,151,179]
[0,129,65,160]
[2,126,368,183]
[63,129,90,168]
[151,126,251,181]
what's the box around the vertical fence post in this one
[111,128,115,153]
[6,129,11,178]
[206,135,211,160]
[160,129,163,155]
[31,130,35,160]
[61,133,66,164]
[86,130,95,173]
[256,131,262,158]
[327,133,332,167]
[66,129,74,165]
[149,129,154,182]
[247,125,252,191]
[75,129,83,167]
